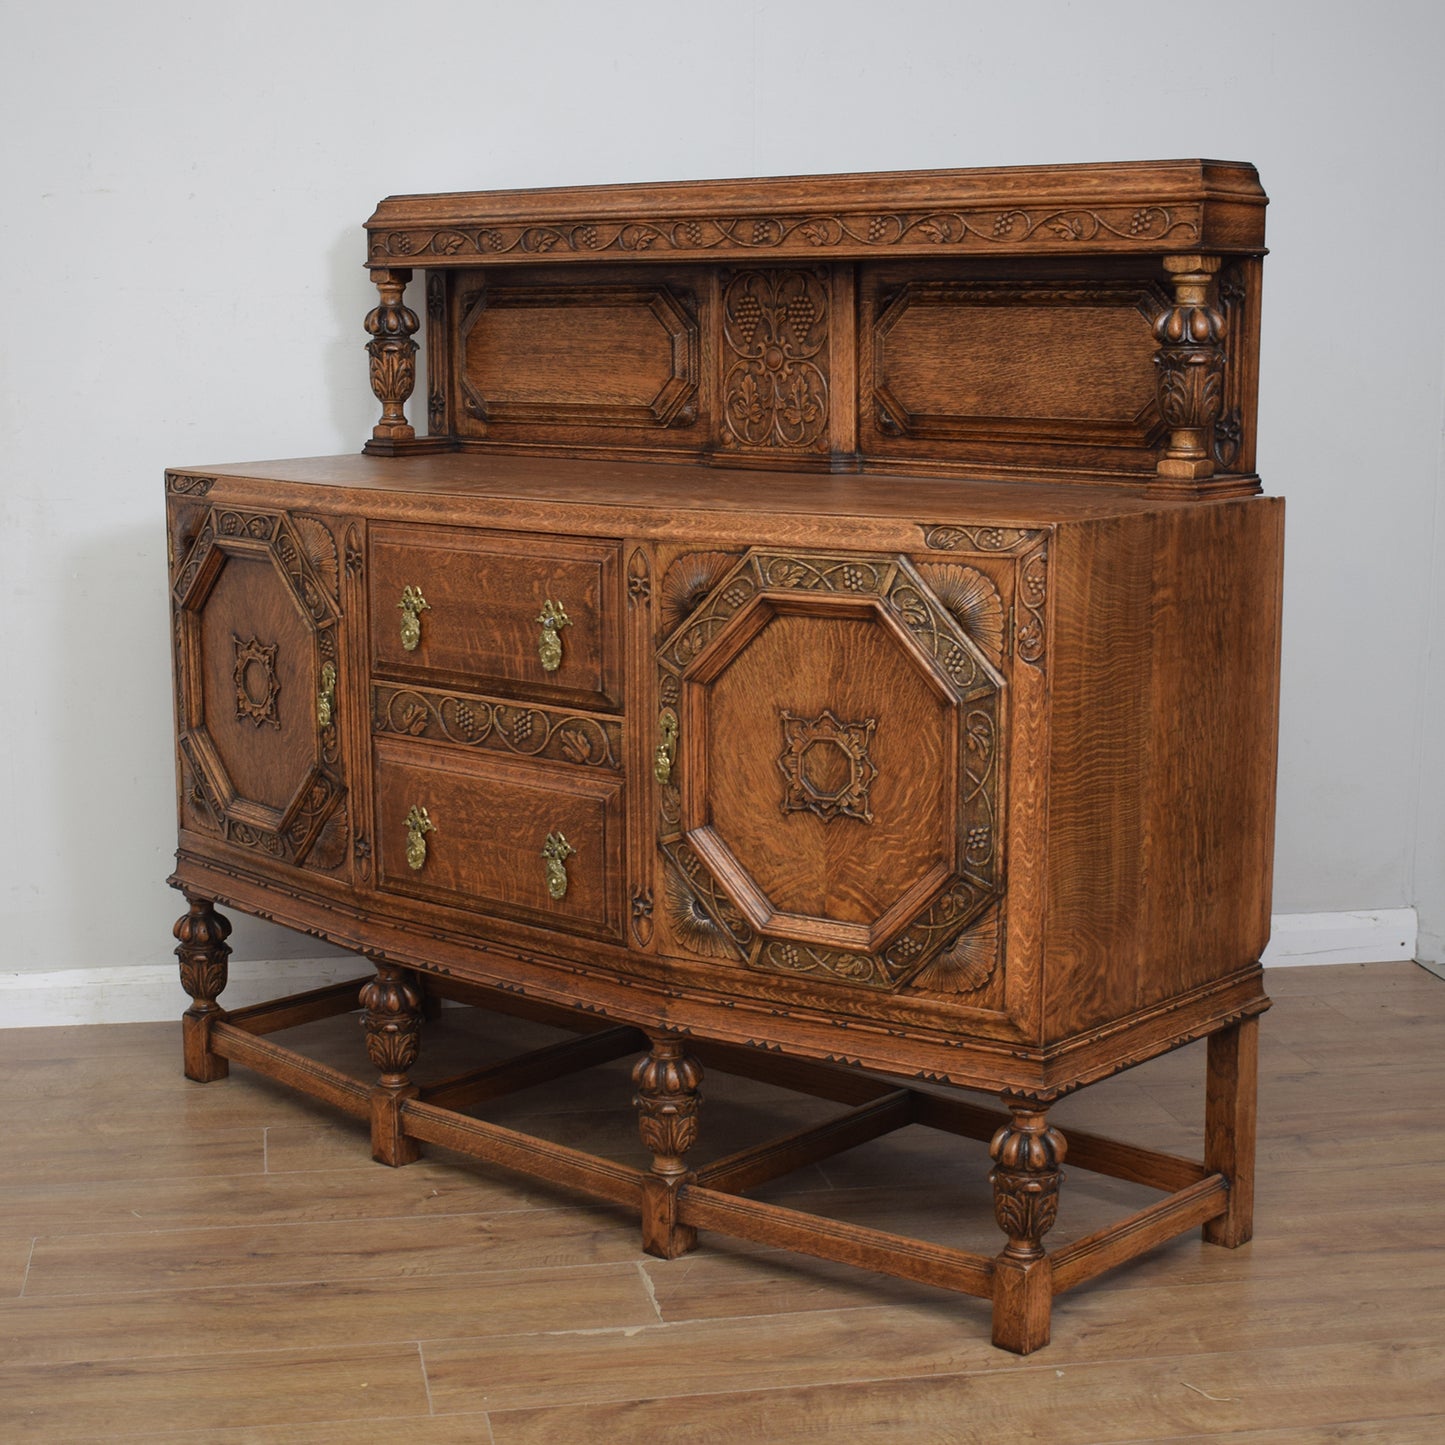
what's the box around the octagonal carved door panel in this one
[656,550,1005,992]
[171,507,348,871]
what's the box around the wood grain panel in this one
[459,281,699,430]
[699,610,952,928]
[369,523,621,710]
[196,553,317,814]
[373,735,624,942]
[1140,499,1285,1006]
[1042,517,1153,1040]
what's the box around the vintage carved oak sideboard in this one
[166,161,1280,1353]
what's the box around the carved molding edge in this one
[372,683,622,770]
[370,204,1203,262]
[167,472,216,496]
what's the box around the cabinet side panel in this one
[1139,498,1284,1006]
[1042,518,1153,1040]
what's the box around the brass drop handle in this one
[398,585,431,652]
[654,708,678,785]
[316,662,337,729]
[536,599,571,672]
[404,805,435,870]
[541,831,575,900]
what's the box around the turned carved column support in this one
[1154,253,1226,482]
[365,267,419,443]
[632,1035,703,1258]
[988,1101,1066,1354]
[173,895,232,1083]
[360,962,423,1166]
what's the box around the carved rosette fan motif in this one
[655,548,1005,992]
[722,271,829,450]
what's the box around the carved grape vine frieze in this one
[166,472,216,496]
[923,526,1045,554]
[1016,544,1048,668]
[370,204,1201,262]
[721,271,829,450]
[372,684,622,770]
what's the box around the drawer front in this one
[373,735,624,941]
[369,524,621,710]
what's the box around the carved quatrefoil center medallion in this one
[232,634,281,728]
[778,709,878,823]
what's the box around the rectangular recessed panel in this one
[374,736,623,941]
[457,281,700,432]
[863,278,1167,465]
[369,523,620,711]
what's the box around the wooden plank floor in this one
[1,962,1442,1442]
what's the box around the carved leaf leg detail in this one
[988,1101,1066,1353]
[360,963,423,1166]
[173,896,232,1083]
[632,1035,703,1258]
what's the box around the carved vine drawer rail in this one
[167,160,1279,1353]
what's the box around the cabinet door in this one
[171,508,349,874]
[654,550,1004,992]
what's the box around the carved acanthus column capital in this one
[1154,253,1226,481]
[365,268,419,443]
[989,1104,1067,1261]
[360,964,422,1088]
[632,1036,703,1178]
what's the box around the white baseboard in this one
[0,957,370,1030]
[1260,908,1417,967]
[0,908,1425,1029]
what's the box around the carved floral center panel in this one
[233,634,282,728]
[778,708,878,822]
[721,270,829,450]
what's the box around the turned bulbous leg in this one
[989,1101,1066,1354]
[173,896,232,1082]
[361,962,423,1166]
[632,1035,703,1258]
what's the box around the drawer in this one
[373,735,624,942]
[369,523,621,710]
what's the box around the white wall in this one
[2,0,1442,983]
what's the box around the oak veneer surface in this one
[1,963,1442,1441]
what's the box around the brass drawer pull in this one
[398,585,431,651]
[654,708,678,785]
[316,662,337,729]
[541,832,575,900]
[536,599,571,672]
[404,805,435,870]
